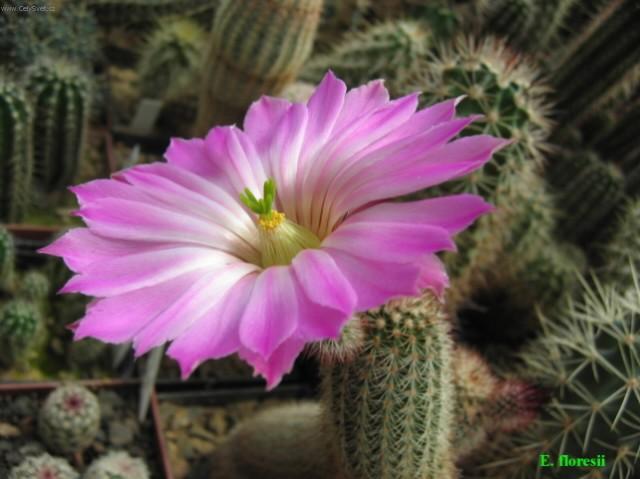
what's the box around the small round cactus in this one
[9,453,78,479]
[84,451,150,479]
[18,270,51,302]
[38,384,101,454]
[0,300,42,367]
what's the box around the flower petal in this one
[239,335,306,390]
[244,96,293,153]
[164,138,220,179]
[417,254,449,297]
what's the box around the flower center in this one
[241,179,320,268]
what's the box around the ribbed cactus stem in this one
[0,226,16,293]
[194,0,322,134]
[0,300,42,367]
[320,293,457,479]
[0,79,33,223]
[28,61,91,192]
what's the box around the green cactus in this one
[316,0,370,51]
[68,338,108,368]
[547,149,626,245]
[210,402,344,479]
[9,453,78,479]
[0,226,16,293]
[0,77,33,223]
[137,17,206,101]
[305,317,365,366]
[85,0,218,27]
[27,60,91,192]
[552,0,640,124]
[398,35,552,200]
[38,383,101,454]
[601,197,640,289]
[84,451,149,479]
[0,300,42,367]
[0,1,99,70]
[473,271,640,479]
[320,293,458,479]
[194,0,323,134]
[17,270,51,302]
[302,20,431,88]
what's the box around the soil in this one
[0,387,163,477]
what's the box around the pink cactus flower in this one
[41,72,507,388]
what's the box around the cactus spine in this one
[0,78,33,223]
[302,20,431,89]
[0,300,42,367]
[9,453,78,479]
[28,61,91,193]
[552,0,640,124]
[84,451,149,479]
[474,272,640,478]
[320,293,457,479]
[137,18,206,101]
[210,402,343,479]
[0,226,16,293]
[38,383,101,454]
[194,0,323,134]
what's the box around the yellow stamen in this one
[258,210,286,231]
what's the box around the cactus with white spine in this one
[0,77,33,223]
[38,384,101,454]
[320,293,458,479]
[27,60,91,193]
[0,300,42,367]
[194,0,323,133]
[302,20,431,89]
[471,270,640,479]
[84,451,149,479]
[9,453,78,479]
[137,18,206,101]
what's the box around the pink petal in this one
[417,255,449,297]
[238,267,299,359]
[333,79,390,133]
[164,138,220,179]
[244,96,293,153]
[39,229,169,273]
[167,275,257,378]
[323,222,455,262]
[341,194,493,235]
[323,248,422,310]
[239,335,306,390]
[133,262,258,356]
[74,270,207,342]
[61,247,237,296]
[204,126,268,196]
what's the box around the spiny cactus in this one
[210,402,343,479]
[194,0,323,133]
[38,383,101,454]
[452,347,544,460]
[601,197,640,289]
[85,0,218,27]
[0,226,16,293]
[137,17,206,101]
[320,293,458,479]
[0,77,33,223]
[547,149,625,245]
[552,0,640,124]
[473,272,640,479]
[84,451,149,479]
[398,36,552,200]
[0,1,98,70]
[316,0,370,50]
[306,317,365,365]
[9,453,78,479]
[0,300,42,367]
[27,60,91,193]
[302,20,431,89]
[17,270,51,302]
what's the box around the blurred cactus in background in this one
[0,226,16,293]
[194,0,323,134]
[27,60,91,193]
[9,453,78,479]
[0,300,42,368]
[0,78,33,223]
[85,0,218,28]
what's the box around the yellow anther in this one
[258,211,286,231]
